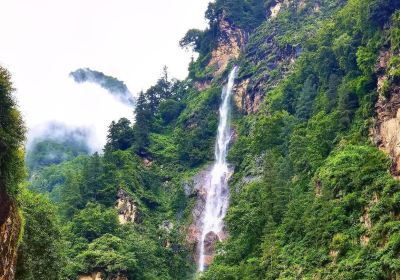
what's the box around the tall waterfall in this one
[198,66,238,272]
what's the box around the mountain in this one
[70,68,135,107]
[2,0,400,279]
[26,122,91,173]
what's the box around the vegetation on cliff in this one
[6,0,400,279]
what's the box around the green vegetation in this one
[199,0,400,279]
[0,67,25,198]
[7,0,400,279]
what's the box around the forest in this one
[1,0,400,279]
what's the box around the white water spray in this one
[198,66,238,272]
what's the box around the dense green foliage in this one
[27,137,89,173]
[16,190,65,280]
[199,0,400,279]
[0,67,25,198]
[13,0,400,279]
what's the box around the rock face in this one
[233,0,327,114]
[186,166,212,252]
[0,188,21,280]
[115,189,139,224]
[202,231,219,268]
[371,51,400,176]
[78,272,128,280]
[78,272,103,280]
[187,165,234,268]
[195,12,245,92]
[207,13,245,78]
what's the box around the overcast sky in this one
[0,0,209,150]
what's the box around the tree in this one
[70,203,118,242]
[16,191,65,280]
[80,153,103,202]
[179,29,204,51]
[295,74,318,120]
[0,67,25,200]
[60,173,83,218]
[158,100,184,124]
[134,92,151,155]
[104,118,135,153]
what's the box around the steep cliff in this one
[0,66,25,280]
[115,189,140,224]
[0,201,21,280]
[233,0,345,113]
[372,49,400,176]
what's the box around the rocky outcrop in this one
[371,51,400,176]
[359,193,379,246]
[78,272,103,280]
[234,0,330,114]
[115,189,139,224]
[186,166,211,253]
[0,194,21,280]
[207,13,245,78]
[186,165,233,267]
[202,231,219,268]
[78,272,128,280]
[195,12,245,92]
[269,2,282,19]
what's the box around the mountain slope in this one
[11,0,400,279]
[0,67,25,280]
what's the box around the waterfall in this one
[198,66,238,272]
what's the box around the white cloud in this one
[0,0,209,150]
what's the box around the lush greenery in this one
[0,67,25,198]
[26,125,90,173]
[9,0,400,279]
[200,0,400,279]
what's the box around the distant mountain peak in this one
[69,68,136,107]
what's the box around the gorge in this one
[2,0,400,279]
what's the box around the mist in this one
[26,77,134,152]
[0,0,209,152]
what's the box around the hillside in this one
[2,0,400,279]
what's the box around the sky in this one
[0,0,210,151]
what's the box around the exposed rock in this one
[112,275,128,280]
[143,158,153,167]
[186,166,212,249]
[0,188,21,280]
[115,189,139,224]
[235,0,329,114]
[78,272,128,280]
[160,220,174,233]
[360,211,372,230]
[203,231,219,255]
[233,79,249,112]
[78,272,103,280]
[187,164,234,266]
[269,2,282,19]
[360,235,370,247]
[201,231,219,268]
[194,80,212,92]
[207,12,245,78]
[371,51,400,176]
[298,0,306,11]
[329,250,339,263]
[359,193,379,246]
[315,180,322,198]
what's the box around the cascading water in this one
[198,66,238,272]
